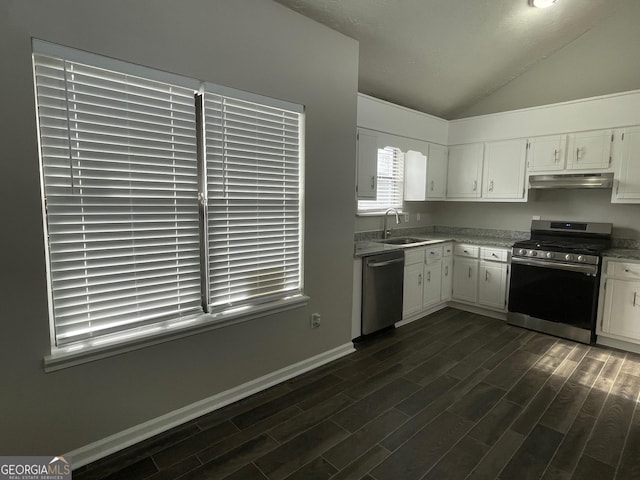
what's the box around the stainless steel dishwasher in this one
[362,250,404,335]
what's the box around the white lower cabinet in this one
[452,244,479,303]
[599,259,640,343]
[479,260,508,310]
[402,244,449,320]
[452,244,509,311]
[401,242,509,321]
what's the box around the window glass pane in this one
[358,147,404,212]
[204,93,303,310]
[34,51,202,347]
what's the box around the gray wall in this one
[427,190,640,239]
[0,0,358,454]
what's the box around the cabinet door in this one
[478,261,507,310]
[404,150,427,201]
[603,279,640,339]
[527,135,566,172]
[441,256,452,301]
[426,144,448,200]
[356,129,378,199]
[614,127,640,200]
[446,144,484,198]
[452,257,478,303]
[403,262,424,319]
[566,129,613,170]
[483,139,527,199]
[423,260,442,308]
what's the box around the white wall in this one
[0,0,358,456]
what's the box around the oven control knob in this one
[518,249,526,256]
[565,253,573,261]
[546,252,553,259]
[577,255,585,262]
[528,250,537,257]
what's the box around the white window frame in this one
[32,40,308,371]
[357,145,405,214]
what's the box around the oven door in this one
[508,257,600,331]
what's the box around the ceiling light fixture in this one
[529,0,557,8]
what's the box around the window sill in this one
[43,294,309,373]
[356,210,405,217]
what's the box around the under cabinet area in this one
[598,258,640,347]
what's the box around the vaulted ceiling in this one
[274,0,640,119]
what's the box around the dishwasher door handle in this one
[367,257,404,268]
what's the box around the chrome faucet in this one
[383,207,400,239]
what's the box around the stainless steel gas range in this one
[507,220,612,344]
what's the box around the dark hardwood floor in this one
[74,308,640,480]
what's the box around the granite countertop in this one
[354,234,517,257]
[603,248,640,261]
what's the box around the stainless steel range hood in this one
[528,172,614,189]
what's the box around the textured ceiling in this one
[273,0,637,119]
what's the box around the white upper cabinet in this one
[614,126,640,201]
[426,144,448,200]
[527,134,567,172]
[482,139,527,200]
[566,129,613,170]
[356,128,378,199]
[446,143,484,199]
[404,149,428,201]
[404,142,447,202]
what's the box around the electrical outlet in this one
[311,313,321,328]
[532,215,541,220]
[403,213,409,222]
[417,213,421,221]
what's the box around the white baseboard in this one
[66,342,355,469]
[597,335,640,354]
[448,301,507,321]
[396,303,447,327]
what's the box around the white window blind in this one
[203,89,303,310]
[33,50,202,347]
[358,146,405,212]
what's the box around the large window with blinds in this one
[33,40,304,354]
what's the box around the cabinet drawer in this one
[443,243,453,257]
[454,244,479,258]
[609,261,640,280]
[404,247,425,266]
[481,247,508,262]
[425,246,443,264]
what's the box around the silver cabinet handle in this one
[576,147,580,161]
[554,149,559,163]
[430,180,434,191]
[485,270,489,281]
[472,180,478,191]
[445,265,449,275]
[489,180,494,192]
[418,273,422,285]
[468,267,472,278]
[491,253,498,257]
[371,176,375,189]
[634,292,637,307]
[427,271,431,282]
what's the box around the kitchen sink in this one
[380,236,429,245]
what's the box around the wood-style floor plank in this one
[72,308,640,480]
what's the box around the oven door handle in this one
[511,256,598,275]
